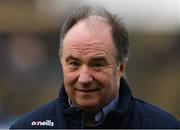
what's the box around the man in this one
[10,6,180,129]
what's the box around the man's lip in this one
[74,88,99,92]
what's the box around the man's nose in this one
[78,66,92,84]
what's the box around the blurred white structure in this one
[78,0,180,32]
[0,0,179,32]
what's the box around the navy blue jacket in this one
[10,77,180,129]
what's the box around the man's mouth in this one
[74,88,99,92]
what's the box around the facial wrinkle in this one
[64,41,112,59]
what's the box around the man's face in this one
[61,19,124,113]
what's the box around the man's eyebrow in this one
[65,55,79,62]
[90,56,107,62]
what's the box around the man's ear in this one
[60,56,64,65]
[118,64,125,76]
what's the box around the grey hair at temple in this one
[59,5,129,64]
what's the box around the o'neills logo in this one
[31,120,54,126]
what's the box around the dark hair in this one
[59,5,129,64]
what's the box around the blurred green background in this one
[0,0,179,128]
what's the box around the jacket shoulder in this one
[133,98,180,128]
[10,99,59,129]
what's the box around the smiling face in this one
[61,18,124,113]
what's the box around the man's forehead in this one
[83,17,111,36]
[63,18,112,44]
[83,16,110,29]
[65,54,108,62]
[61,17,117,60]
[63,41,111,59]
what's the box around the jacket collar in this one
[101,77,134,128]
[116,76,133,114]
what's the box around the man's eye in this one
[68,61,80,66]
[92,63,104,68]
